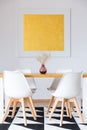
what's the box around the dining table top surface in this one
[0,73,87,78]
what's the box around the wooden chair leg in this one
[12,101,17,118]
[68,101,73,118]
[20,98,27,126]
[49,98,59,120]
[65,101,70,117]
[73,97,84,123]
[81,99,83,107]
[60,98,65,126]
[2,98,13,123]
[25,98,36,120]
[29,97,37,117]
[46,96,54,114]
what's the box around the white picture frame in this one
[17,8,70,57]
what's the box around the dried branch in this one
[36,52,51,64]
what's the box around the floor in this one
[1,100,87,130]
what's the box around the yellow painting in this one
[24,14,64,51]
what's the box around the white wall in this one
[0,0,87,99]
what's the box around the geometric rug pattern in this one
[0,106,87,130]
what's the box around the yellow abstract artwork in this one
[24,14,64,51]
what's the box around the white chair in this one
[46,69,72,114]
[48,72,84,126]
[2,71,37,126]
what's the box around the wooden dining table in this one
[0,73,87,78]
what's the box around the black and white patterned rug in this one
[0,106,87,130]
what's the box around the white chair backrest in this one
[17,69,31,74]
[27,78,37,89]
[53,72,82,99]
[56,69,72,74]
[3,71,32,98]
[49,69,72,90]
[17,69,37,90]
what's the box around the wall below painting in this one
[0,0,87,99]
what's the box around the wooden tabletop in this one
[0,73,87,78]
[24,73,63,78]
